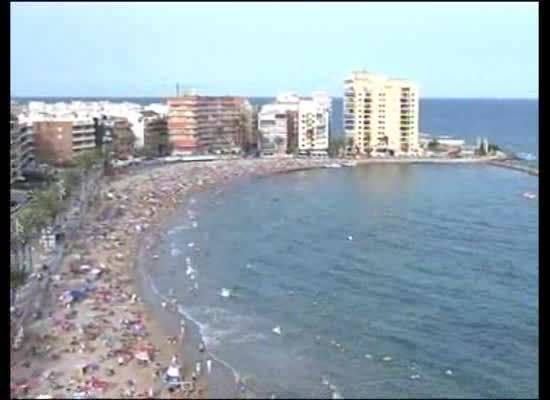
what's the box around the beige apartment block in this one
[344,71,420,156]
[167,95,250,155]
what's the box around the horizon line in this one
[11,95,539,101]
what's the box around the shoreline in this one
[10,156,536,398]
[130,159,333,398]
[125,154,539,399]
[10,158,329,399]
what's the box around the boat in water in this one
[522,192,537,199]
[341,161,357,167]
[517,152,537,162]
[324,163,342,168]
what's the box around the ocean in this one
[20,96,537,397]
[154,162,538,398]
[146,99,536,398]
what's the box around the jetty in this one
[486,160,539,177]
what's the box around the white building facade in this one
[259,91,331,156]
[297,99,330,155]
[257,103,294,155]
[344,71,420,156]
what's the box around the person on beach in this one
[179,324,185,338]
[195,361,202,376]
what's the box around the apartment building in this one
[258,92,331,156]
[257,104,297,155]
[27,100,166,151]
[10,114,19,184]
[105,117,135,160]
[11,114,33,184]
[33,115,111,165]
[10,113,35,185]
[343,71,420,156]
[297,99,330,155]
[142,110,169,156]
[167,95,248,155]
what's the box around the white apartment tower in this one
[344,71,420,156]
[298,99,330,155]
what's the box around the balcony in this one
[73,126,95,133]
[73,142,95,151]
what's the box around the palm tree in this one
[10,207,46,304]
[72,150,103,224]
[32,186,63,225]
[345,137,358,157]
[427,139,439,151]
[274,136,285,153]
[328,137,345,158]
[10,234,26,305]
[61,168,81,197]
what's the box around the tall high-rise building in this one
[167,95,248,155]
[343,71,420,156]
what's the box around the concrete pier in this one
[486,160,539,177]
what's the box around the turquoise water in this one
[152,164,538,398]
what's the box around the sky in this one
[11,2,538,98]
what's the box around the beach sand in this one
[10,158,328,399]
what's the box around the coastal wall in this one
[486,160,539,177]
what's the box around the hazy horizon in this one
[10,95,540,101]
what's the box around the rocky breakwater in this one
[9,158,328,399]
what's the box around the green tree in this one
[18,207,48,241]
[72,149,103,173]
[477,144,487,156]
[11,207,45,303]
[10,261,29,297]
[427,139,439,150]
[274,136,285,147]
[345,137,359,156]
[61,168,81,196]
[328,137,345,158]
[32,186,62,224]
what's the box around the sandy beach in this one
[10,154,521,398]
[10,158,329,399]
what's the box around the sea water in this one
[151,164,538,398]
